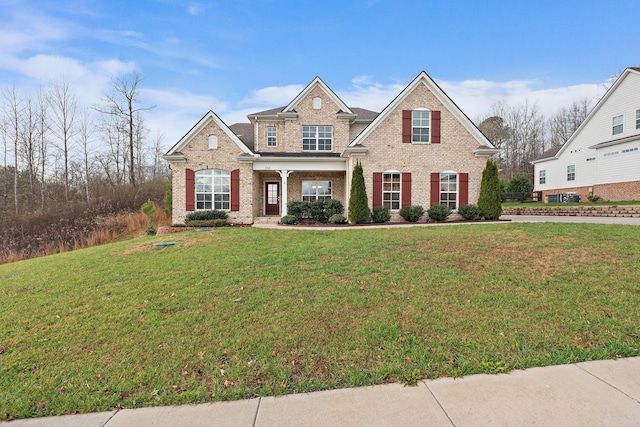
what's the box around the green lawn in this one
[1,224,639,419]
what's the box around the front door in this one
[265,182,280,215]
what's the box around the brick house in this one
[163,71,499,224]
[533,67,640,202]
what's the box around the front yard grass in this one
[1,223,639,419]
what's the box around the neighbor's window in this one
[539,170,546,184]
[195,169,230,210]
[382,172,401,210]
[612,115,624,135]
[302,125,332,151]
[567,165,575,181]
[440,172,457,209]
[636,109,640,129]
[267,126,277,147]
[412,110,430,143]
[302,180,332,201]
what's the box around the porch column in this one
[278,170,292,217]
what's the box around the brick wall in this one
[172,119,254,225]
[353,83,490,212]
[540,180,640,203]
[503,205,640,217]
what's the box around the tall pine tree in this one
[478,159,503,220]
[348,161,370,224]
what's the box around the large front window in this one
[440,172,457,209]
[383,172,401,210]
[412,110,430,143]
[195,169,230,210]
[302,125,332,151]
[302,180,332,201]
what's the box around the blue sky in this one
[2,0,639,146]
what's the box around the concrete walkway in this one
[5,357,640,426]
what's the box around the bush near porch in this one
[287,199,344,223]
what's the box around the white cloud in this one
[241,85,305,107]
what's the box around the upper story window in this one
[302,180,332,201]
[539,170,546,184]
[412,110,430,143]
[612,115,624,135]
[440,171,457,209]
[382,172,401,210]
[636,109,640,129]
[267,126,277,147]
[302,125,332,151]
[195,169,230,210]
[567,165,575,181]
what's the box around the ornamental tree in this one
[478,159,503,220]
[348,161,370,224]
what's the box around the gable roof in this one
[348,71,497,151]
[532,67,640,164]
[283,76,354,115]
[163,111,254,158]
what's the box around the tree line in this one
[0,72,169,217]
[477,97,594,185]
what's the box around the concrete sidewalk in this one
[5,357,640,426]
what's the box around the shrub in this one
[427,204,451,222]
[348,161,370,224]
[163,189,172,216]
[185,210,228,221]
[587,194,601,203]
[328,214,346,224]
[309,199,326,222]
[280,215,298,225]
[324,199,344,217]
[506,173,533,193]
[287,200,306,219]
[371,206,391,223]
[141,200,156,235]
[478,160,502,220]
[457,204,481,220]
[399,205,425,222]
[287,199,344,222]
[184,219,230,227]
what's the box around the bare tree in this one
[548,98,592,147]
[95,72,153,187]
[20,98,38,197]
[36,88,50,209]
[77,111,95,204]
[483,100,546,182]
[3,86,23,213]
[49,78,78,201]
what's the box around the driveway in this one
[501,214,640,226]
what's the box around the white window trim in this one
[382,170,401,210]
[440,170,458,209]
[302,125,333,151]
[636,109,640,129]
[539,170,546,184]
[195,169,230,211]
[267,126,277,147]
[302,180,332,201]
[411,109,431,144]
[612,115,624,135]
[567,165,576,182]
